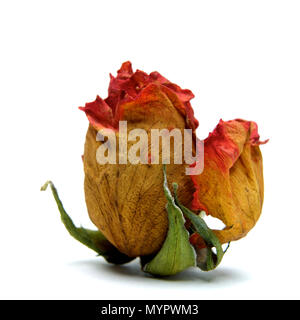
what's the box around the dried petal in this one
[190,119,267,247]
[81,63,198,257]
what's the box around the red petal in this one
[80,62,199,132]
[79,95,116,131]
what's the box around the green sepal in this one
[142,166,196,276]
[172,183,226,271]
[41,181,134,265]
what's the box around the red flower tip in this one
[80,62,199,132]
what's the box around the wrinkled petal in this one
[80,61,199,132]
[83,82,195,257]
[79,96,116,131]
[190,119,267,248]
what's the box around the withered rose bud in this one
[79,62,199,257]
[42,62,268,276]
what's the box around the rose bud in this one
[42,62,267,275]
[190,119,268,249]
[79,61,199,257]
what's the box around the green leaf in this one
[143,166,196,276]
[41,181,134,265]
[172,183,226,271]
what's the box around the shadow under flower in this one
[68,258,250,285]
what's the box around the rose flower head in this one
[41,62,267,276]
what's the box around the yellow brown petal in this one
[190,119,267,248]
[83,82,195,257]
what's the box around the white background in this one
[0,0,299,300]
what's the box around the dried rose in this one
[41,62,268,276]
